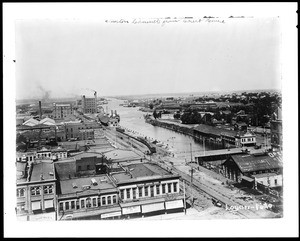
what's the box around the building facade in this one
[82,92,97,114]
[16,161,57,221]
[111,162,184,218]
[56,174,120,220]
[52,104,74,119]
[64,121,99,141]
[222,152,283,183]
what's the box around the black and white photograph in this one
[3,2,298,238]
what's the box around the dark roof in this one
[30,161,56,182]
[229,153,282,173]
[99,116,109,124]
[54,158,76,180]
[193,124,238,138]
[129,163,170,178]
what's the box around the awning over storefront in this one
[29,212,56,221]
[122,205,141,215]
[101,211,122,219]
[44,199,54,209]
[165,200,184,210]
[141,202,165,213]
[31,201,41,211]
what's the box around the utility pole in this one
[190,167,194,207]
[190,143,193,163]
[203,138,205,156]
[190,142,194,207]
[183,180,186,214]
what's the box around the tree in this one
[180,110,202,124]
[153,110,158,119]
[173,112,181,119]
[149,103,154,109]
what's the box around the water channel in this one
[104,98,216,156]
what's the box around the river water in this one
[104,98,215,156]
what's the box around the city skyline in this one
[15,17,281,100]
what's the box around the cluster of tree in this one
[153,110,162,119]
[148,99,163,110]
[173,111,181,119]
[180,110,202,124]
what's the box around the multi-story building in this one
[110,162,184,218]
[52,103,74,119]
[82,92,97,114]
[56,174,120,220]
[220,131,256,148]
[54,156,120,220]
[64,120,100,141]
[16,160,57,221]
[54,156,184,220]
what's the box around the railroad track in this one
[173,167,263,219]
[150,155,261,219]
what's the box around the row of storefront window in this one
[120,182,178,200]
[59,195,118,211]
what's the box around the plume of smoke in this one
[38,85,51,102]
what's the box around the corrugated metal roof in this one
[231,154,282,173]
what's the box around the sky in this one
[15,17,281,100]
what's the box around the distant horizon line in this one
[16,88,281,102]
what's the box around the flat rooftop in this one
[71,151,103,160]
[111,162,174,184]
[30,161,56,182]
[59,175,116,195]
[54,158,76,180]
[103,149,141,162]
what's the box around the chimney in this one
[39,101,42,119]
[111,110,113,116]
[94,91,97,101]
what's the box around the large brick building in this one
[16,160,57,221]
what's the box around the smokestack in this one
[39,101,42,119]
[114,110,117,115]
[94,91,97,101]
[111,110,113,116]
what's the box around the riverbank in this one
[145,117,228,149]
